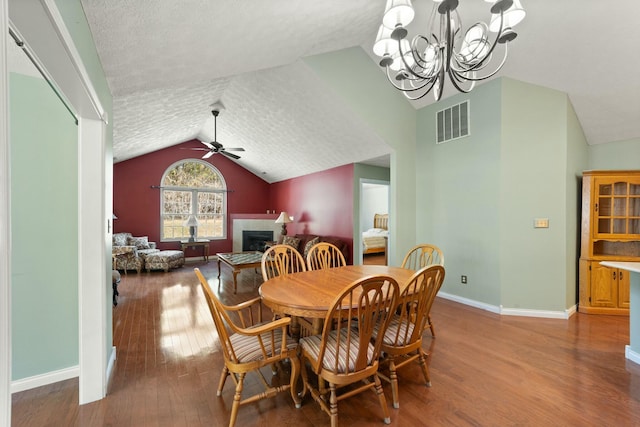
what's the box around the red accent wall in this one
[113,139,271,255]
[270,164,354,261]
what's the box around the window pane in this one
[161,160,227,241]
[162,161,223,188]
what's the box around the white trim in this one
[105,346,116,389]
[40,0,106,123]
[626,345,640,366]
[438,291,501,314]
[78,117,107,404]
[0,0,11,423]
[11,366,79,394]
[500,305,573,319]
[438,292,576,319]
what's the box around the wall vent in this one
[436,100,470,144]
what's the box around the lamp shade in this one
[275,211,292,224]
[373,24,399,58]
[183,215,199,227]
[382,0,415,29]
[489,0,525,32]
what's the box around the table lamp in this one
[275,211,293,237]
[183,215,200,242]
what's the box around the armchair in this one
[112,232,159,273]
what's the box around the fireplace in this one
[242,230,274,252]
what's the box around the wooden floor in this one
[12,259,640,426]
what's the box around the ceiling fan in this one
[190,108,245,160]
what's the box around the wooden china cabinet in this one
[579,170,640,314]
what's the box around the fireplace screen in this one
[242,230,274,252]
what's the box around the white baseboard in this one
[438,292,576,319]
[11,365,79,394]
[437,292,500,314]
[106,346,116,388]
[11,347,117,395]
[626,346,640,366]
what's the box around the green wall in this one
[304,47,416,265]
[416,77,588,312]
[499,79,579,311]
[566,99,589,307]
[10,73,79,380]
[588,138,640,170]
[417,79,503,305]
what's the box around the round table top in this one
[259,265,415,319]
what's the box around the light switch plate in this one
[534,218,549,228]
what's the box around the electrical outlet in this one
[461,275,467,284]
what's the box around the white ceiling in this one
[78,0,640,183]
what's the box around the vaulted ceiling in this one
[78,0,640,183]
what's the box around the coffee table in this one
[216,251,263,293]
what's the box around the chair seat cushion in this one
[229,325,297,363]
[300,328,374,373]
[373,315,415,346]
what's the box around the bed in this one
[362,213,389,255]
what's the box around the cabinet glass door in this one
[595,178,640,238]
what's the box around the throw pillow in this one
[303,236,320,259]
[127,236,150,249]
[113,233,128,247]
[282,236,301,251]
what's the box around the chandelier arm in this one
[402,78,443,101]
[451,43,509,82]
[383,66,432,93]
[447,69,475,93]
[451,11,506,75]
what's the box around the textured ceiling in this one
[80,0,640,183]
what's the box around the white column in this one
[78,117,108,403]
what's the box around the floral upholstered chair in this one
[112,232,160,273]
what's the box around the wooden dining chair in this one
[194,268,301,427]
[306,242,347,270]
[375,264,445,409]
[400,243,444,336]
[261,244,311,334]
[261,244,306,281]
[298,274,400,427]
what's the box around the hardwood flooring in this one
[11,259,640,426]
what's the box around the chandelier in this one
[373,0,525,101]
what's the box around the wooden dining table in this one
[259,265,415,338]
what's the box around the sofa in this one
[281,233,350,264]
[112,232,160,273]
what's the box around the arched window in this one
[160,160,227,241]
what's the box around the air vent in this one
[436,100,469,144]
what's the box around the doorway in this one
[360,181,389,265]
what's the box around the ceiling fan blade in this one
[181,147,210,151]
[202,151,215,159]
[210,140,223,149]
[223,147,245,152]
[201,141,213,149]
[221,151,240,160]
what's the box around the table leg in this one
[289,316,301,341]
[217,259,222,281]
[311,319,323,336]
[232,270,239,294]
